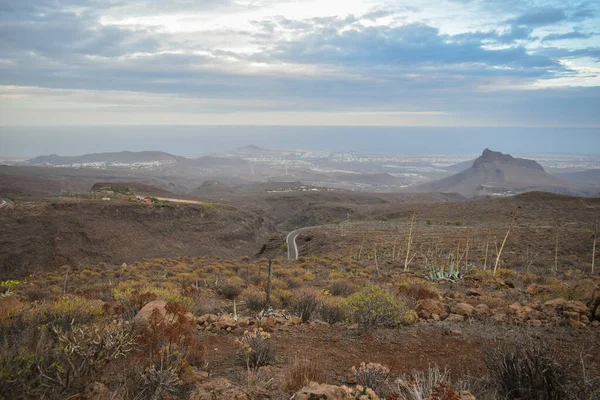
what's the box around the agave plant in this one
[427,262,462,283]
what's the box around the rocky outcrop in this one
[133,300,194,328]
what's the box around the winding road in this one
[286,228,308,260]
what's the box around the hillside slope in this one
[0,200,274,279]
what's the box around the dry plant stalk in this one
[404,213,416,271]
[554,227,559,275]
[592,217,597,274]
[493,212,518,276]
[266,260,272,307]
[465,229,470,269]
[483,228,490,270]
[374,244,380,277]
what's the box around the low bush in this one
[244,290,267,312]
[392,365,466,400]
[236,328,275,370]
[396,279,439,308]
[282,357,327,393]
[352,362,390,393]
[483,340,567,400]
[32,295,104,328]
[329,280,357,297]
[221,282,243,299]
[292,290,321,323]
[319,296,347,324]
[345,284,411,329]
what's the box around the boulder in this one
[188,378,270,400]
[213,315,238,330]
[292,382,349,400]
[473,304,491,318]
[197,314,219,324]
[508,303,535,323]
[134,300,194,328]
[415,299,448,320]
[445,313,465,322]
[466,289,483,297]
[451,303,475,317]
[565,300,588,314]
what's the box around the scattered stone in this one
[416,298,448,320]
[188,378,270,400]
[291,382,349,400]
[213,315,238,330]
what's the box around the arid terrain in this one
[1,160,600,400]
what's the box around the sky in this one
[0,0,599,156]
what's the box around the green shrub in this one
[33,295,104,328]
[345,284,411,329]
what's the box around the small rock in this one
[466,289,483,297]
[188,378,269,400]
[445,313,465,322]
[292,382,349,400]
[451,302,475,317]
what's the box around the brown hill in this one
[27,151,185,165]
[193,180,234,194]
[414,149,579,198]
[0,200,274,279]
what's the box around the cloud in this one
[541,31,594,42]
[264,22,561,74]
[0,0,598,128]
[510,8,567,26]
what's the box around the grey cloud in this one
[511,8,567,26]
[266,22,561,73]
[541,31,593,41]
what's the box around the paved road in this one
[286,227,310,260]
[154,197,204,205]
